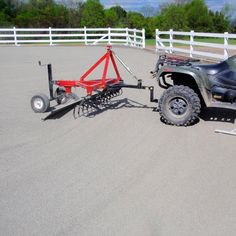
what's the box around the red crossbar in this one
[55,45,121,95]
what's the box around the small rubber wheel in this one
[55,88,68,105]
[31,93,50,113]
[159,85,201,126]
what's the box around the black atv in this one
[153,55,236,126]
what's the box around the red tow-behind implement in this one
[55,45,121,95]
[31,45,157,119]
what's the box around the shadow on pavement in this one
[44,98,156,120]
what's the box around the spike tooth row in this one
[73,88,123,118]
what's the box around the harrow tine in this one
[73,98,89,119]
[73,103,83,119]
[73,87,124,119]
[118,88,123,96]
[111,90,116,98]
[73,105,78,119]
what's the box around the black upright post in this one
[47,64,54,100]
[149,86,158,103]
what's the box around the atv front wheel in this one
[159,85,201,126]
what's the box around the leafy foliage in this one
[127,12,145,29]
[156,0,230,33]
[104,8,118,27]
[222,3,236,33]
[156,4,189,31]
[0,0,234,37]
[80,0,105,27]
[185,0,213,32]
[15,0,70,27]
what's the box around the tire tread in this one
[159,85,201,126]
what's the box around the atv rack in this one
[155,54,200,71]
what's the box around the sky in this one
[100,0,233,12]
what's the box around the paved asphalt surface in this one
[0,46,236,236]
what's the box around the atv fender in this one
[157,67,210,106]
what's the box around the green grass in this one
[146,39,156,46]
[194,38,236,45]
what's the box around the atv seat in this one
[193,61,229,76]
[194,61,236,89]
[214,70,236,89]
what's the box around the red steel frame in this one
[55,45,121,95]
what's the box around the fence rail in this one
[2,27,235,60]
[0,27,145,48]
[156,29,236,60]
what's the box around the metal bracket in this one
[215,128,236,136]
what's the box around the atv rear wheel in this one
[159,85,201,126]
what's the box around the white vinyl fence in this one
[156,29,236,60]
[0,27,145,48]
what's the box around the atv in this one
[152,54,236,126]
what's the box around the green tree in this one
[222,3,236,33]
[0,0,232,37]
[0,0,15,26]
[110,5,127,27]
[0,10,11,26]
[210,10,229,32]
[15,10,37,27]
[104,8,118,27]
[156,4,189,31]
[67,1,83,27]
[185,0,213,32]
[127,11,145,29]
[80,0,105,27]
[15,0,70,27]
[44,4,69,27]
[144,17,156,38]
[110,5,126,19]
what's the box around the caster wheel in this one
[31,93,50,113]
[55,88,68,105]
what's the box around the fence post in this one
[169,29,173,53]
[126,27,129,45]
[84,26,87,45]
[133,28,136,47]
[108,27,111,45]
[142,28,145,48]
[224,32,229,60]
[13,27,18,46]
[190,30,194,58]
[49,27,53,46]
[155,29,159,52]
